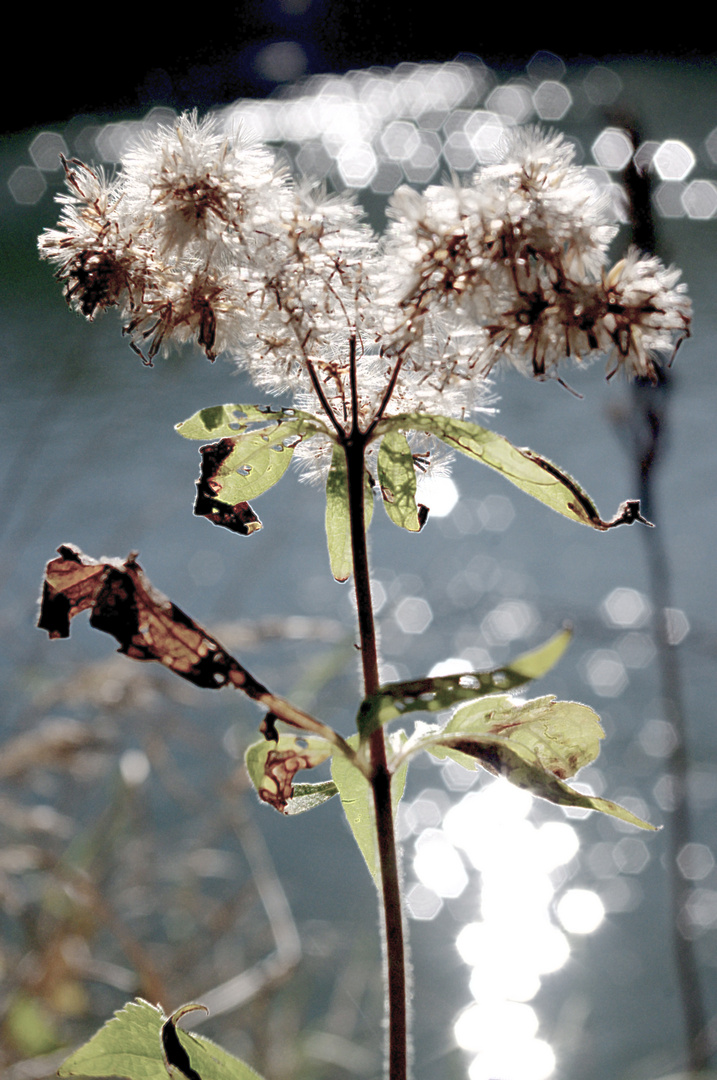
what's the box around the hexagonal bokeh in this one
[335,142,377,187]
[533,81,572,122]
[705,126,717,165]
[681,180,717,220]
[526,51,566,82]
[583,66,622,105]
[380,120,421,162]
[29,131,69,172]
[601,587,650,628]
[592,127,633,171]
[583,649,628,697]
[654,181,687,218]
[7,166,46,206]
[664,607,690,645]
[652,139,695,181]
[677,843,715,882]
[394,596,433,635]
[486,84,533,125]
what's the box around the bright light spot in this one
[468,1038,556,1080]
[417,474,459,516]
[119,749,151,786]
[652,139,695,181]
[556,888,605,934]
[414,829,469,898]
[601,587,650,628]
[535,822,579,870]
[405,882,443,920]
[480,872,557,933]
[455,1000,538,1052]
[639,718,677,758]
[428,657,471,677]
[458,919,569,982]
[394,596,433,634]
[336,142,377,187]
[533,81,572,121]
[29,131,69,171]
[465,112,506,163]
[664,607,690,645]
[592,127,633,171]
[583,649,628,697]
[677,843,715,882]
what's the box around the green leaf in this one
[331,734,408,885]
[325,444,352,583]
[200,432,295,502]
[433,733,656,830]
[58,998,266,1080]
[324,446,374,583]
[356,628,572,741]
[245,734,334,814]
[177,405,331,505]
[286,780,339,814]
[176,404,327,442]
[374,413,649,531]
[435,694,603,777]
[377,430,423,532]
[409,694,656,831]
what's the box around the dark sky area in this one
[8,1,712,134]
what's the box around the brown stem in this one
[345,430,408,1080]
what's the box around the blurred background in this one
[2,13,717,1080]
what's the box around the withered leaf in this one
[38,544,269,695]
[256,741,334,813]
[195,440,262,536]
[38,545,347,750]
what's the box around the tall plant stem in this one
[344,431,408,1080]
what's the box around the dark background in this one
[8,0,713,135]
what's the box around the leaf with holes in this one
[374,413,651,531]
[377,429,426,532]
[245,734,335,814]
[356,628,572,741]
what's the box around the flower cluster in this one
[40,115,691,433]
[383,129,691,384]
